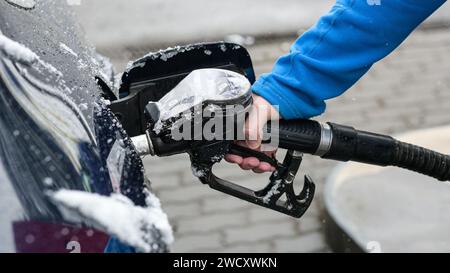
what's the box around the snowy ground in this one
[73,0,450,50]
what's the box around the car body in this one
[0,0,166,253]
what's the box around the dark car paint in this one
[0,0,152,252]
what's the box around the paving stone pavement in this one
[108,27,450,252]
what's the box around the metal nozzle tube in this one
[131,131,155,156]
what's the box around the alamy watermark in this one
[159,103,280,151]
[67,0,82,6]
[366,241,383,253]
[367,0,381,6]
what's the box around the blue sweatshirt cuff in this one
[252,76,325,119]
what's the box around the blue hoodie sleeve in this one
[252,0,446,119]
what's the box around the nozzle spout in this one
[131,131,154,156]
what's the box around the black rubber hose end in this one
[392,141,450,182]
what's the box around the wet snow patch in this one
[0,34,63,77]
[0,34,38,64]
[50,189,173,253]
[59,43,78,58]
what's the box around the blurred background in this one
[74,1,450,252]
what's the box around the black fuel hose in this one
[265,120,450,182]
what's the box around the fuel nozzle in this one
[129,68,316,218]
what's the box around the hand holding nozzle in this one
[225,94,279,173]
